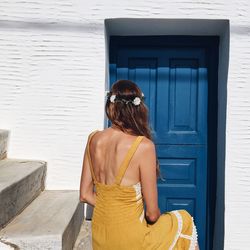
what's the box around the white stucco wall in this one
[0,1,249,249]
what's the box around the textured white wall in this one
[0,1,250,249]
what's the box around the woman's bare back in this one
[88,127,146,186]
[88,126,161,224]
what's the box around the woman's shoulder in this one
[138,136,155,152]
[89,128,154,147]
[89,128,107,138]
[88,128,108,144]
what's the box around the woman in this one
[79,79,199,250]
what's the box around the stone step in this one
[0,190,84,250]
[0,130,9,160]
[73,219,92,250]
[0,158,46,228]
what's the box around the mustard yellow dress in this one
[87,130,198,250]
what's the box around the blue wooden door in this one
[109,36,218,250]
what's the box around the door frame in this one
[105,18,229,250]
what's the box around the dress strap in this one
[86,130,99,184]
[114,136,144,185]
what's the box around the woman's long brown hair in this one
[105,79,164,180]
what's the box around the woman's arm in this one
[80,190,96,207]
[79,137,96,207]
[139,138,161,224]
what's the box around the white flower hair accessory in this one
[107,91,145,106]
[132,97,141,106]
[110,94,116,103]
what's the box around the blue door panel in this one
[116,47,207,145]
[157,144,207,248]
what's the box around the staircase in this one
[0,129,86,250]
